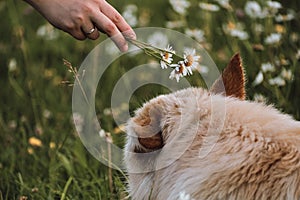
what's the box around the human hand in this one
[25,0,136,51]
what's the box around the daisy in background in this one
[244,1,267,19]
[223,21,249,40]
[214,0,232,10]
[169,0,191,15]
[275,9,295,22]
[199,2,220,12]
[266,1,282,16]
[261,62,275,73]
[265,33,282,45]
[185,28,205,42]
[160,45,175,69]
[183,48,201,75]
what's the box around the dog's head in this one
[125,53,246,170]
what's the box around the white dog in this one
[124,54,300,200]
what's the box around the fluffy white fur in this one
[124,55,300,200]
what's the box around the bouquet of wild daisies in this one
[126,38,201,82]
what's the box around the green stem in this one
[61,176,73,200]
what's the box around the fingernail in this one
[121,43,128,52]
[129,32,136,40]
[123,31,136,40]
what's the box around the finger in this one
[70,30,87,40]
[100,1,136,40]
[91,12,128,52]
[82,25,100,40]
[65,24,87,40]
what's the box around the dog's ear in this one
[131,99,165,151]
[210,53,246,100]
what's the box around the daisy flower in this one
[160,45,175,69]
[169,0,191,15]
[252,71,264,86]
[275,10,295,22]
[244,1,267,19]
[267,1,281,9]
[169,61,187,82]
[223,22,249,40]
[261,62,275,73]
[264,33,282,45]
[268,76,285,86]
[183,49,201,75]
[185,28,205,42]
[281,68,293,81]
[199,2,220,12]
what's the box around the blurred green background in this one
[1,0,299,199]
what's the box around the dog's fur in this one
[124,54,300,200]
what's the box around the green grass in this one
[0,0,299,199]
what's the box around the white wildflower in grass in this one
[266,1,282,15]
[265,33,282,45]
[8,58,17,72]
[252,71,264,86]
[166,20,186,29]
[268,76,285,86]
[199,2,220,12]
[244,1,266,19]
[281,68,293,81]
[185,28,205,42]
[169,0,191,15]
[261,62,275,73]
[223,22,249,40]
[275,9,295,22]
[122,4,138,27]
[42,109,52,119]
[160,45,175,69]
[147,32,169,49]
[229,29,249,40]
[214,0,232,10]
[183,48,201,75]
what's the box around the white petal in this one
[253,71,264,86]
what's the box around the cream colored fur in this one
[124,55,300,200]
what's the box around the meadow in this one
[0,0,299,199]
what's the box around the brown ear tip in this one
[231,53,242,64]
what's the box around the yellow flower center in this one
[176,64,185,74]
[163,52,170,60]
[185,55,194,67]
